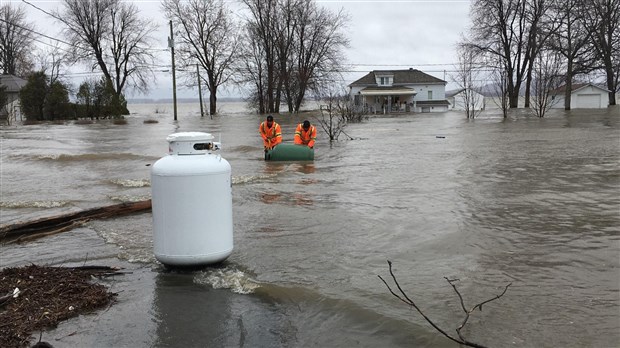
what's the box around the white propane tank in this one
[151,132,232,266]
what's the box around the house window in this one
[428,90,433,100]
[380,77,390,86]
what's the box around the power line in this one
[0,17,72,47]
[19,0,168,54]
[349,63,458,67]
[20,0,61,22]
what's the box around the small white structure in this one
[446,88,485,111]
[151,132,233,267]
[349,68,449,113]
[550,83,610,109]
[0,74,27,123]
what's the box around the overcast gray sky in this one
[10,0,472,100]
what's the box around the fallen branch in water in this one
[378,260,511,348]
[0,200,152,244]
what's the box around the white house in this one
[550,83,610,109]
[349,68,449,113]
[0,74,27,123]
[446,88,485,111]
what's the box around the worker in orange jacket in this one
[294,120,316,148]
[259,115,282,150]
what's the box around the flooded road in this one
[1,103,619,347]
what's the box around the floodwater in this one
[1,102,619,347]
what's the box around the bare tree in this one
[467,0,535,109]
[241,0,280,114]
[57,0,156,99]
[237,22,269,113]
[452,43,485,119]
[240,0,349,114]
[274,0,299,114]
[0,85,8,122]
[34,44,67,85]
[491,58,511,118]
[0,4,35,76]
[547,0,598,110]
[530,50,564,117]
[581,0,620,106]
[285,1,349,113]
[523,0,561,108]
[162,0,240,116]
[313,84,350,142]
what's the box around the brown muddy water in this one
[1,103,619,347]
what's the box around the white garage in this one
[551,83,610,109]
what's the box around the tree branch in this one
[379,260,511,348]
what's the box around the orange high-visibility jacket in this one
[294,124,316,148]
[259,121,282,149]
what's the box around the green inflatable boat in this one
[265,143,314,161]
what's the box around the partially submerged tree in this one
[530,50,564,117]
[239,0,279,114]
[57,0,156,105]
[452,43,485,119]
[19,71,71,121]
[547,0,598,110]
[491,59,511,118]
[162,0,240,116]
[581,0,620,106]
[76,77,127,119]
[239,0,349,114]
[522,0,561,108]
[0,4,35,76]
[284,1,349,113]
[466,0,536,109]
[0,84,8,124]
[313,83,364,142]
[44,80,71,120]
[0,85,7,112]
[237,22,270,114]
[19,72,47,120]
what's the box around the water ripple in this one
[194,267,260,294]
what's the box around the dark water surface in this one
[1,104,619,347]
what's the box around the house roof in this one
[0,74,27,93]
[550,82,610,95]
[349,69,446,87]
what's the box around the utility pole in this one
[197,64,204,118]
[168,20,178,121]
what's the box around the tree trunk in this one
[210,90,217,115]
[564,75,572,110]
[0,200,152,244]
[606,72,617,106]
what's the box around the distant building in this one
[446,88,485,111]
[348,68,449,113]
[550,83,610,109]
[0,74,27,123]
